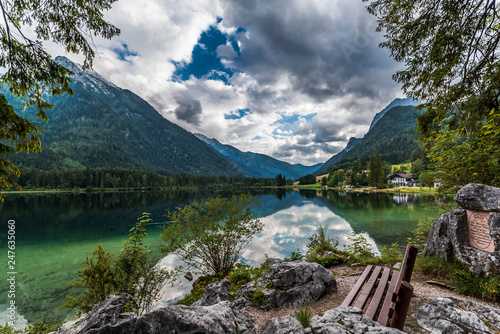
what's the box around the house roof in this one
[389,173,413,180]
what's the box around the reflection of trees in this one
[299,189,318,199]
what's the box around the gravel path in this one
[243,264,500,333]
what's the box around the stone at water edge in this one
[235,259,336,310]
[184,272,193,281]
[192,279,231,307]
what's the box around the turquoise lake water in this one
[0,189,446,326]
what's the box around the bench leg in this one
[390,281,413,330]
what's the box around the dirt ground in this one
[243,264,499,333]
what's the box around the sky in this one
[54,0,405,166]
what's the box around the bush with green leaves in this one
[160,194,262,277]
[306,225,339,254]
[379,243,402,264]
[285,250,304,261]
[344,232,375,262]
[64,213,173,315]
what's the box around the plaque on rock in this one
[466,209,494,253]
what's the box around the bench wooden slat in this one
[365,267,391,319]
[354,266,382,309]
[340,265,373,307]
[377,269,400,326]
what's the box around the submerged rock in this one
[414,297,500,334]
[235,259,336,310]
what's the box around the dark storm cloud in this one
[273,141,346,160]
[220,0,400,105]
[174,94,203,125]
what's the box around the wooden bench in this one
[341,244,418,330]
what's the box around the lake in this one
[0,188,445,326]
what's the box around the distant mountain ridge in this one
[195,133,320,179]
[6,57,242,176]
[369,97,420,130]
[313,137,362,175]
[316,98,424,174]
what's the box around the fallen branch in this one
[425,281,456,290]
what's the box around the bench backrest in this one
[341,244,418,330]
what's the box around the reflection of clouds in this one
[243,202,379,266]
[157,200,380,305]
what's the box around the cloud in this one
[174,93,203,125]
[52,0,405,166]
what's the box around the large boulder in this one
[260,307,404,334]
[235,259,336,310]
[414,297,500,334]
[454,184,500,212]
[56,290,255,334]
[424,184,500,275]
[56,294,137,334]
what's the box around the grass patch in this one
[417,255,500,303]
[296,307,313,328]
[177,260,272,306]
[176,276,218,306]
[252,288,268,308]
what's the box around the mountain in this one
[368,97,420,130]
[338,105,423,165]
[293,163,324,175]
[313,137,362,175]
[6,57,242,176]
[195,133,317,179]
[316,98,424,174]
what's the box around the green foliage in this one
[327,169,345,187]
[368,153,385,188]
[296,307,313,328]
[344,232,376,262]
[308,252,346,267]
[275,174,287,187]
[252,288,268,308]
[379,243,402,264]
[64,213,173,314]
[64,243,116,313]
[407,218,435,249]
[0,318,60,334]
[305,225,348,267]
[14,166,275,190]
[176,276,218,306]
[160,194,262,277]
[417,256,500,303]
[364,0,500,188]
[285,250,305,261]
[298,174,317,185]
[0,0,119,199]
[306,225,339,254]
[424,111,500,190]
[265,281,276,289]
